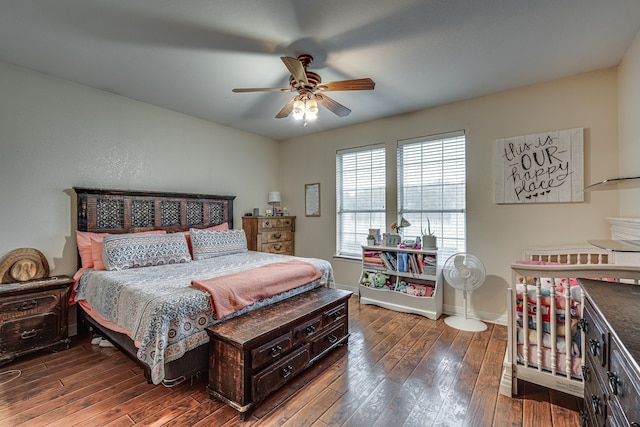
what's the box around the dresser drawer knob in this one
[607,371,619,395]
[591,395,601,415]
[589,339,600,357]
[630,423,640,427]
[273,233,282,239]
[304,325,316,336]
[270,345,283,358]
[20,329,38,340]
[578,318,589,333]
[281,365,293,378]
[19,300,38,311]
[327,334,338,344]
[581,365,590,382]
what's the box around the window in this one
[397,131,466,259]
[336,145,386,257]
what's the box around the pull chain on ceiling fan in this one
[232,54,375,122]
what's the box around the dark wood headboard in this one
[74,187,235,234]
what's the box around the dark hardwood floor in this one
[0,295,583,426]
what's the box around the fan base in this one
[444,315,487,332]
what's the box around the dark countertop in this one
[580,278,640,371]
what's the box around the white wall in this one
[0,57,628,324]
[618,31,640,217]
[281,68,620,323]
[0,61,280,276]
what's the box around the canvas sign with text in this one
[494,128,584,204]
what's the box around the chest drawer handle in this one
[304,325,316,336]
[272,233,282,239]
[327,334,338,344]
[589,339,600,357]
[273,245,282,251]
[578,318,589,333]
[607,371,619,395]
[630,423,640,427]
[281,365,293,378]
[19,300,38,311]
[581,365,590,382]
[270,345,283,358]
[327,311,343,321]
[591,395,601,415]
[20,329,38,340]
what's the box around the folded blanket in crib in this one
[191,259,322,318]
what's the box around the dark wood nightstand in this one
[0,275,73,366]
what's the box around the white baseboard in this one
[334,282,359,293]
[442,303,507,326]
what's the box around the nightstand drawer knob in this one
[281,365,293,378]
[20,329,37,340]
[273,233,282,239]
[19,300,38,311]
[270,345,283,358]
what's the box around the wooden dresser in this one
[206,287,351,419]
[580,278,640,427]
[0,275,73,366]
[242,216,295,256]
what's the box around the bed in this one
[499,245,640,398]
[72,188,335,386]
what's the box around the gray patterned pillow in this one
[102,233,192,271]
[190,228,248,260]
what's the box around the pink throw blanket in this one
[191,260,322,319]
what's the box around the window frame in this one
[335,144,386,258]
[397,131,466,259]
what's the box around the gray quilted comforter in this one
[75,251,334,384]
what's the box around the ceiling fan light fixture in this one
[306,99,318,119]
[292,100,305,120]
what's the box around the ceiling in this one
[1,0,640,141]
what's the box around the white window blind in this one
[397,131,466,259]
[336,145,386,257]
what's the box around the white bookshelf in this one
[359,245,442,320]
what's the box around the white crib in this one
[499,245,640,397]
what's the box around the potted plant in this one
[422,218,437,249]
[366,234,376,246]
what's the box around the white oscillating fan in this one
[443,252,487,332]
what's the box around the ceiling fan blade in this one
[281,56,309,85]
[314,94,351,117]
[232,87,291,93]
[318,78,375,91]
[275,97,296,119]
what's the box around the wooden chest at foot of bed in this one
[206,287,352,420]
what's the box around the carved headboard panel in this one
[74,187,235,234]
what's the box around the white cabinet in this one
[358,246,441,320]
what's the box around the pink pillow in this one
[76,231,108,268]
[182,223,229,256]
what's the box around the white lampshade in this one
[268,191,281,204]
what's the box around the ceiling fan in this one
[232,54,375,121]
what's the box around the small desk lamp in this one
[268,191,281,215]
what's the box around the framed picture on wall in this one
[305,183,320,217]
